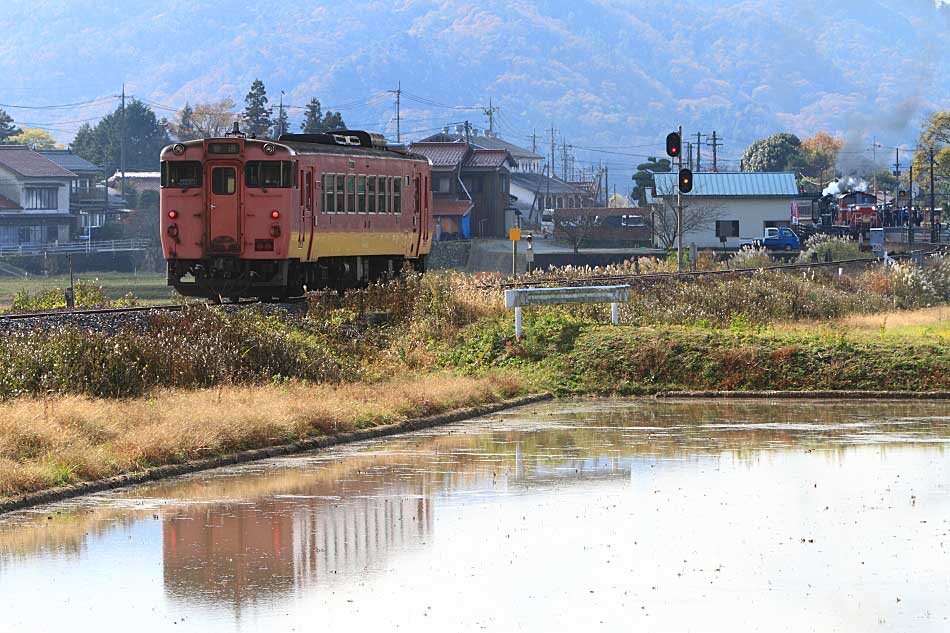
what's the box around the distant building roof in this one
[37,149,101,174]
[409,142,470,168]
[463,148,516,169]
[653,172,798,197]
[0,145,77,179]
[420,132,544,161]
[510,172,585,195]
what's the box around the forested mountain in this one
[3,0,948,166]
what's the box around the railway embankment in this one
[0,255,947,506]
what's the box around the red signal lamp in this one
[167,210,178,219]
[271,210,280,219]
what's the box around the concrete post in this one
[515,307,523,338]
[611,302,619,325]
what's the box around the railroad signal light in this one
[666,132,681,158]
[678,168,694,194]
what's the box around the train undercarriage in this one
[168,255,426,301]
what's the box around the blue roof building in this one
[650,172,799,248]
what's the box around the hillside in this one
[3,0,949,171]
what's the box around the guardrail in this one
[0,239,152,258]
[504,285,631,337]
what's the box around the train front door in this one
[207,162,241,254]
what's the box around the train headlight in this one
[263,143,276,155]
[172,144,186,155]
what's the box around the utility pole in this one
[562,138,569,181]
[694,132,705,172]
[709,131,722,172]
[120,83,126,199]
[604,164,609,207]
[388,81,402,143]
[930,146,936,242]
[278,90,285,137]
[532,129,537,154]
[686,142,693,172]
[482,98,499,137]
[894,148,901,230]
[909,160,915,248]
[464,120,472,143]
[549,125,557,179]
[677,125,684,273]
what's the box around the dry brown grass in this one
[777,305,950,340]
[0,371,526,500]
[838,305,950,331]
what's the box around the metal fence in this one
[0,239,153,258]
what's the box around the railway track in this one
[493,248,947,290]
[0,298,300,321]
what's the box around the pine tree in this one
[243,79,273,139]
[172,102,198,140]
[321,110,346,132]
[69,100,170,175]
[0,108,22,143]
[300,98,324,134]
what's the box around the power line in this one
[0,96,117,110]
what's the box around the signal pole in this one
[604,164,609,207]
[894,148,901,229]
[677,125,684,272]
[909,160,915,248]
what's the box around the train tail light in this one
[167,210,178,219]
[271,210,280,219]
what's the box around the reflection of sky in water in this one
[1,399,950,632]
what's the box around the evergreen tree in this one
[70,99,170,176]
[0,108,22,143]
[243,79,273,138]
[171,102,198,140]
[300,98,324,133]
[321,110,346,132]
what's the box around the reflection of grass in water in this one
[3,399,948,562]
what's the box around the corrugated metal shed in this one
[653,172,798,197]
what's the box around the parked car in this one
[743,227,800,251]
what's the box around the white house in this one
[0,145,77,245]
[652,172,799,248]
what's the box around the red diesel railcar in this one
[159,127,433,299]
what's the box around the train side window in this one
[245,161,292,188]
[379,176,388,214]
[367,176,377,213]
[346,175,356,213]
[323,174,334,213]
[335,174,345,213]
[211,167,236,195]
[357,175,366,213]
[393,176,402,214]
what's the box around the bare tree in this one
[554,210,599,253]
[171,98,237,140]
[650,181,721,249]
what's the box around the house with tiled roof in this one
[409,140,517,239]
[509,172,595,224]
[419,129,544,173]
[0,145,77,245]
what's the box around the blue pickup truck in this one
[745,227,801,251]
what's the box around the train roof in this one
[280,140,429,162]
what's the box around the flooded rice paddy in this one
[2,398,950,632]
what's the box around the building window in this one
[432,176,451,193]
[24,187,58,210]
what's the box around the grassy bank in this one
[0,271,172,310]
[1,256,948,503]
[0,372,525,499]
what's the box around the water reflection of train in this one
[162,493,432,608]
